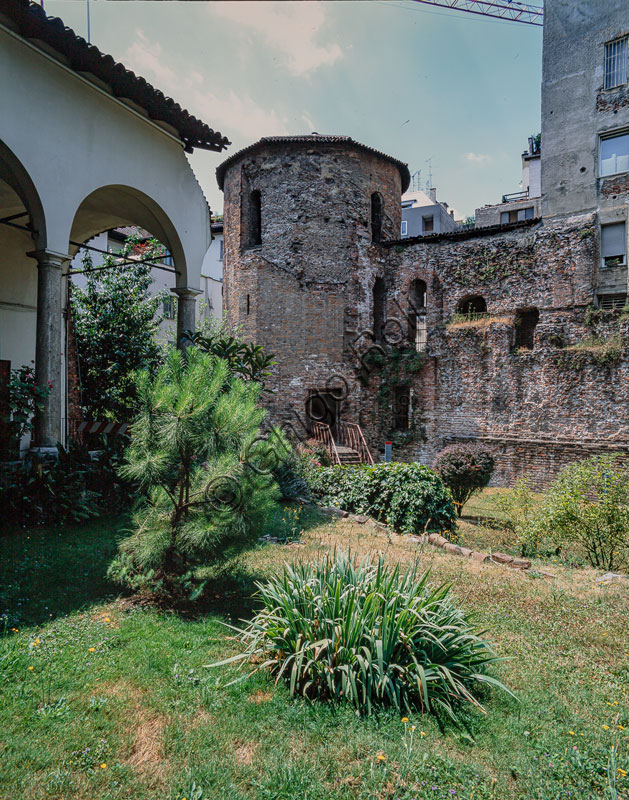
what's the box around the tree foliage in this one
[108,347,281,599]
[70,236,166,420]
[433,444,495,516]
[537,455,629,571]
[183,325,275,392]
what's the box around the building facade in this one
[475,137,542,228]
[0,0,228,450]
[401,188,459,238]
[219,0,629,488]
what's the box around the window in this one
[598,293,627,310]
[371,193,383,243]
[605,37,628,90]
[600,132,629,176]
[514,308,539,350]
[407,279,427,351]
[601,222,626,268]
[393,387,410,431]
[247,190,262,247]
[501,207,534,224]
[218,240,223,261]
[456,295,487,317]
[373,278,386,342]
[162,296,176,320]
[246,294,250,315]
[401,220,408,236]
[423,216,434,234]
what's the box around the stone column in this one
[29,249,70,449]
[173,287,201,348]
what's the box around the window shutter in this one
[601,222,626,257]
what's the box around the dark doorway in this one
[306,389,341,435]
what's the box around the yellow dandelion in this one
[401,717,409,723]
[376,752,386,762]
[618,725,626,730]
[100,763,107,769]
[104,618,111,623]
[603,725,610,730]
[11,627,18,632]
[420,731,426,737]
[88,647,95,652]
[618,768,627,777]
[28,666,34,671]
[568,731,575,735]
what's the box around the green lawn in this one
[1,498,628,800]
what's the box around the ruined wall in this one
[356,216,629,487]
[220,139,629,488]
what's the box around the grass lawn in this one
[1,496,628,800]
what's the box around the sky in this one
[47,0,544,220]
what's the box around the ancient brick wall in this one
[220,139,629,489]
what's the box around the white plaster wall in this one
[0,25,212,288]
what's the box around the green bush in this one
[493,480,544,557]
[536,455,629,571]
[1,444,98,528]
[433,444,495,517]
[108,347,280,599]
[310,462,455,533]
[211,551,513,720]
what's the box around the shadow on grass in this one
[0,501,323,630]
[0,513,131,628]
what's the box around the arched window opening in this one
[373,277,386,342]
[407,279,427,352]
[514,307,539,350]
[371,192,383,243]
[247,189,262,248]
[456,295,487,318]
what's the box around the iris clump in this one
[213,551,513,721]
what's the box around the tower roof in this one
[216,134,410,192]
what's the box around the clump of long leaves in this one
[210,551,514,721]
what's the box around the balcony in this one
[501,189,530,204]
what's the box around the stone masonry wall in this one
[221,140,629,489]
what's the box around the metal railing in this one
[312,421,341,465]
[311,421,374,466]
[337,422,375,465]
[501,189,529,203]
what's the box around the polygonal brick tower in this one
[216,134,410,444]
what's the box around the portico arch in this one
[68,184,187,283]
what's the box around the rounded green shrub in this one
[309,462,455,533]
[211,551,513,720]
[433,444,495,517]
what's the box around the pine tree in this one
[108,347,281,599]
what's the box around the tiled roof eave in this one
[1,0,230,153]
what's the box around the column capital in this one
[172,286,202,298]
[27,249,72,268]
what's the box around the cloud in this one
[124,32,292,141]
[211,1,342,76]
[464,152,492,164]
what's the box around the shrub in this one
[108,348,280,599]
[1,444,98,528]
[211,551,513,720]
[537,455,629,571]
[433,444,495,516]
[493,479,544,557]
[309,462,455,533]
[2,363,50,458]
